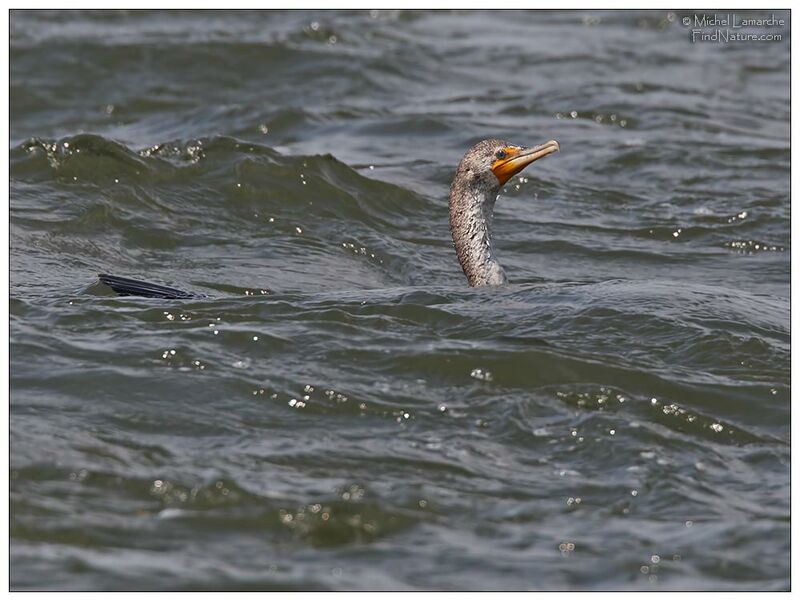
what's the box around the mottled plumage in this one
[449,139,512,286]
[449,138,559,287]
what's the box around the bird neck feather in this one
[449,185,508,287]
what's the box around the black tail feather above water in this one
[98,274,198,299]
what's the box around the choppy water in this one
[10,9,790,591]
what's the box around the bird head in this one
[454,138,560,194]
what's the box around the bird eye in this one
[495,150,506,160]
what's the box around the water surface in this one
[10,9,790,590]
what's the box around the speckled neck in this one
[449,177,508,287]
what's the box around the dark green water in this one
[10,9,790,590]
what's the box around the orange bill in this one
[491,140,560,185]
